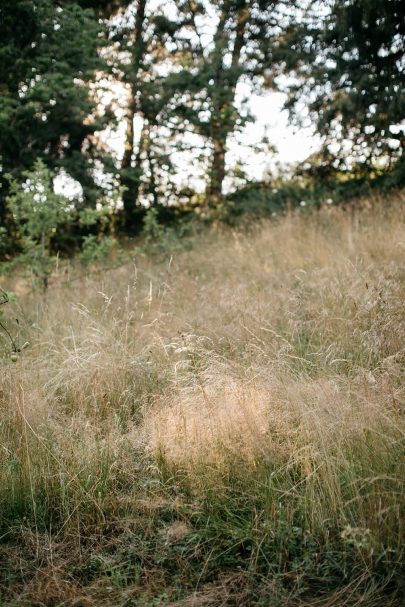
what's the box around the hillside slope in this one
[0,192,404,606]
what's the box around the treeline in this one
[0,0,404,254]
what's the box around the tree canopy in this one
[282,0,405,172]
[0,0,403,249]
[0,0,110,217]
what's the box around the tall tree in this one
[119,0,148,229]
[204,0,250,206]
[282,0,405,173]
[107,0,191,228]
[0,0,110,226]
[157,0,295,208]
[103,0,299,221]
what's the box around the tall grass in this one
[0,192,404,605]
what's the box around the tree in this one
[118,0,148,229]
[154,0,295,209]
[0,0,111,229]
[104,0,193,229]
[6,160,72,289]
[282,0,405,173]
[101,0,299,223]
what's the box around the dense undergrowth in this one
[0,191,404,606]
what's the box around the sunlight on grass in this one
[0,193,404,605]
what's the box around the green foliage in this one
[227,181,303,218]
[226,157,405,220]
[0,0,110,226]
[283,0,404,168]
[143,206,165,245]
[79,235,118,266]
[4,162,124,277]
[146,0,294,205]
[78,188,123,265]
[0,226,10,259]
[114,0,297,221]
[142,206,192,258]
[6,160,71,288]
[0,0,403,259]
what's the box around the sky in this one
[100,86,319,196]
[226,87,319,181]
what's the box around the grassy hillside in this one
[0,192,404,606]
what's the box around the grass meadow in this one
[0,192,404,606]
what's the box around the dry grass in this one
[0,191,404,605]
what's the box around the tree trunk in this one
[204,2,229,210]
[205,0,248,210]
[122,118,148,230]
[120,0,147,231]
[121,100,137,229]
[145,126,159,207]
[206,137,226,209]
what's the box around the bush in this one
[6,160,72,289]
[79,234,119,266]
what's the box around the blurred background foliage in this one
[0,0,403,260]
